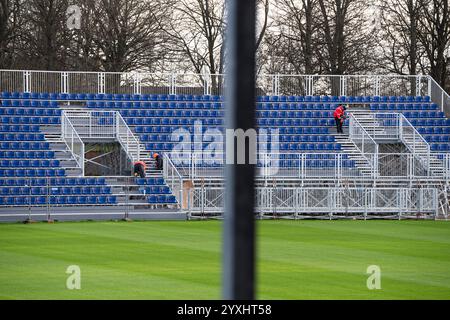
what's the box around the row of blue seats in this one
[119,109,443,119]
[1,100,59,108]
[122,109,224,117]
[257,103,436,111]
[431,144,450,152]
[0,116,61,125]
[135,178,166,185]
[0,186,111,196]
[0,125,40,132]
[380,119,450,127]
[0,91,432,103]
[419,127,450,134]
[0,133,45,141]
[0,160,60,167]
[0,142,50,150]
[408,119,449,127]
[85,100,437,111]
[145,143,343,152]
[277,153,351,160]
[258,119,344,127]
[0,195,117,206]
[0,177,106,186]
[126,118,224,126]
[139,186,171,194]
[280,159,356,167]
[0,151,55,159]
[177,159,357,168]
[425,136,450,143]
[140,134,336,143]
[127,118,344,127]
[121,109,347,119]
[0,168,65,177]
[370,104,438,111]
[0,108,62,116]
[89,101,221,109]
[257,95,431,103]
[148,195,177,204]
[134,126,330,135]
[402,111,445,118]
[1,92,222,102]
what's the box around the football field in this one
[0,220,449,299]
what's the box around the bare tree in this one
[379,0,424,76]
[315,0,376,75]
[417,0,450,88]
[20,0,71,70]
[266,0,320,74]
[88,0,170,72]
[0,0,24,68]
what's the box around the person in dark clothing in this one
[153,153,163,170]
[133,160,147,178]
[333,104,346,134]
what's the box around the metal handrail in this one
[348,113,379,174]
[115,112,142,163]
[61,111,84,175]
[163,153,184,206]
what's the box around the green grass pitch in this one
[0,220,450,299]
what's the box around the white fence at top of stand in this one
[0,70,439,100]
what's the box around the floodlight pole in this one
[223,0,256,300]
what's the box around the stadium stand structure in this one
[0,71,449,221]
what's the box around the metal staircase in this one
[351,111,446,177]
[40,125,83,176]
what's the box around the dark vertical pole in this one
[223,0,256,300]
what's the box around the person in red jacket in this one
[133,160,147,178]
[333,104,346,134]
[153,153,163,170]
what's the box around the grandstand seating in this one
[1,91,449,207]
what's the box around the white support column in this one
[374,76,380,96]
[23,71,31,93]
[98,72,105,94]
[169,73,176,95]
[427,76,431,97]
[133,73,141,95]
[340,76,347,96]
[308,75,314,96]
[61,72,69,94]
[415,75,421,96]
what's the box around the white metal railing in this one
[0,70,438,98]
[61,112,84,175]
[115,112,142,163]
[361,113,401,140]
[348,114,379,174]
[188,186,438,216]
[171,151,448,180]
[62,110,142,163]
[399,113,431,169]
[429,76,450,113]
[163,154,183,206]
[64,110,116,139]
